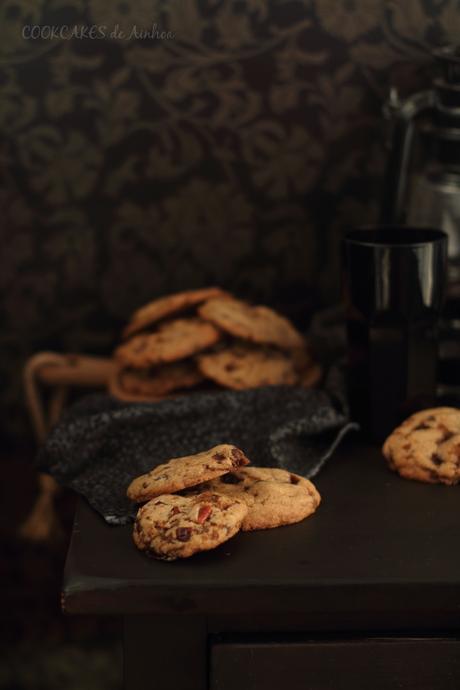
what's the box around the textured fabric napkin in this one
[37,366,357,525]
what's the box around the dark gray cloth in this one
[37,368,357,525]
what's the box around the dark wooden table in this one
[62,440,460,689]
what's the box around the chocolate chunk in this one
[224,363,236,372]
[170,506,181,515]
[176,527,192,542]
[230,447,246,466]
[213,452,226,462]
[414,423,429,431]
[221,473,243,484]
[403,443,411,451]
[431,453,444,466]
[154,474,168,481]
[290,474,300,484]
[438,424,455,443]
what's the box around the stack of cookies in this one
[110,287,321,402]
[127,444,321,560]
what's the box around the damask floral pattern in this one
[89,0,159,35]
[0,0,455,441]
[314,0,383,41]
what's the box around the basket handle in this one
[20,352,115,542]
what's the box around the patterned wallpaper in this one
[1,0,457,442]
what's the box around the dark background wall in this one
[1,0,456,444]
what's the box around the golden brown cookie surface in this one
[382,407,460,485]
[198,297,305,351]
[133,492,248,560]
[115,317,221,368]
[123,287,227,338]
[197,343,298,390]
[127,444,250,502]
[190,466,321,531]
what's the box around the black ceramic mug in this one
[343,226,448,441]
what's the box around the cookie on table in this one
[115,317,221,369]
[189,467,321,531]
[109,361,205,401]
[127,444,250,502]
[133,492,248,560]
[198,297,305,351]
[382,407,460,485]
[123,287,227,338]
[197,343,298,390]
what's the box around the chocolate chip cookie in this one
[127,444,250,502]
[198,297,305,351]
[133,492,248,560]
[189,466,321,531]
[109,361,204,401]
[123,287,227,338]
[197,343,298,390]
[115,317,221,368]
[382,407,460,485]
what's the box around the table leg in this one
[123,615,207,690]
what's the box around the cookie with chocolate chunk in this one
[123,287,227,338]
[109,361,204,401]
[189,466,321,531]
[133,492,248,560]
[382,407,460,485]
[127,444,250,502]
[197,343,298,390]
[198,297,305,351]
[115,317,221,368]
